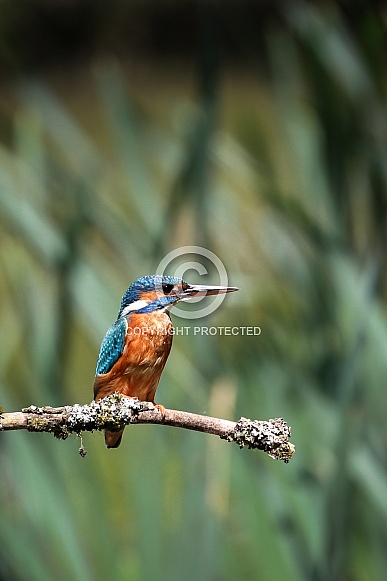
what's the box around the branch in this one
[0,394,295,463]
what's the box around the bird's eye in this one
[162,283,174,294]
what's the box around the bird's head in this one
[118,274,238,317]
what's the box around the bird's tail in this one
[105,428,124,448]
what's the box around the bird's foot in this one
[153,403,166,419]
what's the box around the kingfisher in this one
[94,274,238,448]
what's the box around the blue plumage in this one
[96,317,128,375]
[118,275,184,317]
[97,276,185,375]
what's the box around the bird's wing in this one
[95,317,128,375]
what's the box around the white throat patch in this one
[121,300,149,316]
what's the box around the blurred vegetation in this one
[1,1,387,580]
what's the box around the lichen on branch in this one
[0,394,295,462]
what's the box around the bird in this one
[94,274,238,448]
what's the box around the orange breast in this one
[94,311,173,403]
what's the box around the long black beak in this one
[181,284,239,299]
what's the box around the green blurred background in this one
[1,1,387,580]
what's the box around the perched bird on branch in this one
[94,274,238,448]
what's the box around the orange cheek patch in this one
[138,290,162,302]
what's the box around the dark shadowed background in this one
[1,1,387,580]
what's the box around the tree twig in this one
[0,394,295,462]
